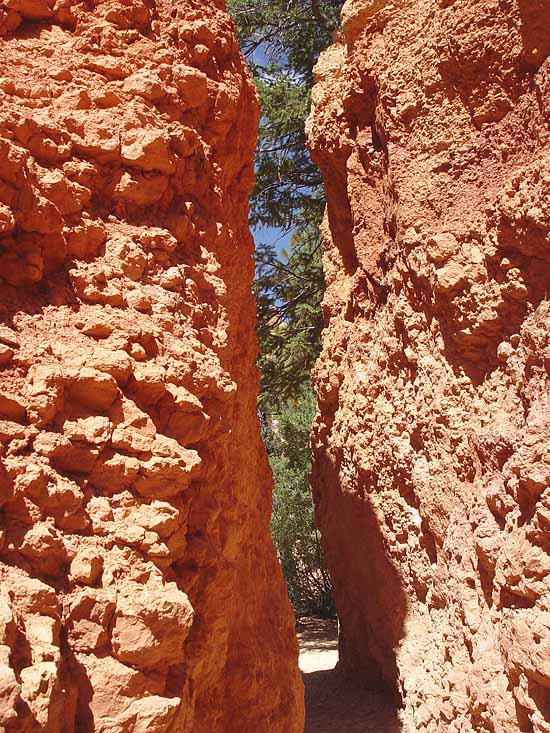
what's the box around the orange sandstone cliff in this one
[0,1,304,731]
[308,0,550,730]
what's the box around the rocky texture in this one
[308,1,550,731]
[0,1,304,731]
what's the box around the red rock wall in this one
[0,1,304,731]
[308,0,550,730]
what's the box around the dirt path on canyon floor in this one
[298,618,403,733]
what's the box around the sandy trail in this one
[298,618,402,733]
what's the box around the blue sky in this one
[253,225,292,256]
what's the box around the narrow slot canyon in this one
[0,0,550,732]
[298,618,400,732]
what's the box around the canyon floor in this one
[298,619,402,732]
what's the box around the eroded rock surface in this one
[0,1,303,731]
[308,1,550,730]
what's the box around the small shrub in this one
[262,388,334,617]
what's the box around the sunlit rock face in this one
[0,1,304,731]
[308,0,550,730]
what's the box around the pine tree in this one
[227,0,344,616]
[228,0,343,406]
[228,0,341,234]
[255,225,324,409]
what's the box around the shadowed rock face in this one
[308,0,550,730]
[0,1,304,731]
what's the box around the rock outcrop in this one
[0,1,303,731]
[308,1,550,730]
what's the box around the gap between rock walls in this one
[229,1,408,729]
